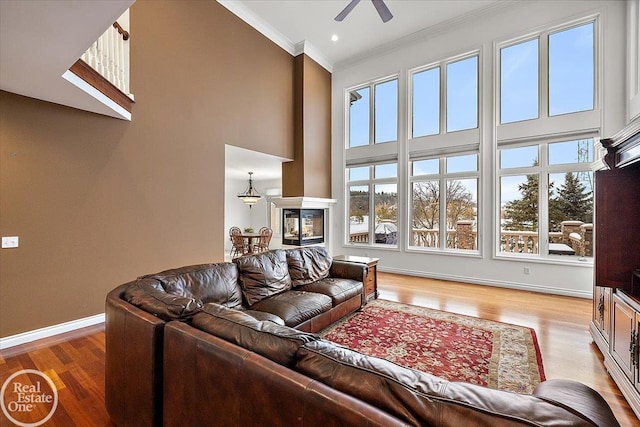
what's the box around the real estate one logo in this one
[1,369,58,427]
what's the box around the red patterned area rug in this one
[319,299,545,394]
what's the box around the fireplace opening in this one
[283,209,324,246]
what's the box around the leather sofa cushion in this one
[251,291,332,327]
[124,278,203,321]
[234,250,292,306]
[192,303,318,367]
[297,278,363,306]
[285,247,332,287]
[241,309,285,326]
[296,340,601,427]
[145,263,243,309]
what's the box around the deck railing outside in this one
[349,220,593,256]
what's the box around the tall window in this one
[347,163,398,246]
[497,17,597,262]
[348,78,398,148]
[410,153,478,252]
[500,21,594,124]
[499,139,594,259]
[411,54,479,138]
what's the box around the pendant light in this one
[237,172,262,208]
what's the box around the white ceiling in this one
[225,145,288,181]
[220,0,502,70]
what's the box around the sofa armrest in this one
[330,260,368,282]
[106,284,166,427]
[533,379,620,427]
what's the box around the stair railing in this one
[81,19,132,98]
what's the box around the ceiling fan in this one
[335,0,394,23]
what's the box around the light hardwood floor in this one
[0,273,638,426]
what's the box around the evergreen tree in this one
[504,174,539,231]
[556,172,593,224]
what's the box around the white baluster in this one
[118,33,126,93]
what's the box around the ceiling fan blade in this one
[371,0,393,23]
[335,0,361,22]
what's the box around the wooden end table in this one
[333,255,379,303]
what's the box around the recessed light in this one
[331,34,339,42]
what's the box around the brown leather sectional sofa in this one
[105,247,620,427]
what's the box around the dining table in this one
[239,232,262,254]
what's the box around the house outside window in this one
[346,163,398,247]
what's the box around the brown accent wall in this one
[0,1,295,337]
[282,54,332,198]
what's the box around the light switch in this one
[2,236,19,248]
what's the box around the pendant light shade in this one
[237,172,262,208]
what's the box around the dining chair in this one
[229,227,247,258]
[254,227,273,253]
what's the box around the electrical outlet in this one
[524,266,530,275]
[2,236,19,248]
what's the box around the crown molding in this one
[217,1,334,73]
[333,0,518,72]
[217,0,296,55]
[294,41,333,73]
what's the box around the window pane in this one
[374,163,397,179]
[446,178,477,250]
[349,87,369,147]
[349,166,369,181]
[548,171,593,257]
[349,185,369,243]
[549,22,594,116]
[500,175,539,254]
[412,67,440,137]
[549,139,594,165]
[374,184,398,245]
[447,154,478,173]
[501,39,539,124]
[500,145,538,169]
[446,56,478,132]
[374,79,398,143]
[411,180,440,248]
[412,159,439,176]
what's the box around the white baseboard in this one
[378,266,593,299]
[0,313,105,350]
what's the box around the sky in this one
[347,21,595,208]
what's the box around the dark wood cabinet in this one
[595,165,640,290]
[590,125,640,417]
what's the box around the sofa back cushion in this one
[192,303,318,367]
[124,278,203,321]
[296,340,593,427]
[145,263,243,309]
[233,250,292,306]
[285,247,332,287]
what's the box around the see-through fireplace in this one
[282,209,324,246]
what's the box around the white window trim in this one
[345,74,400,150]
[495,14,601,141]
[345,162,399,249]
[408,50,481,143]
[496,137,596,263]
